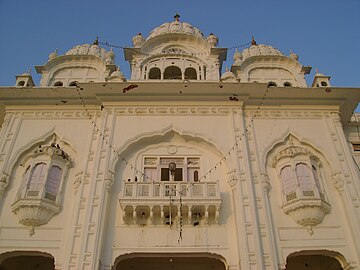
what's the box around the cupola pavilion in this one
[0,14,360,270]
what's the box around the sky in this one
[0,0,359,109]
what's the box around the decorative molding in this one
[114,106,233,116]
[245,110,329,119]
[74,171,84,194]
[0,172,10,198]
[11,199,61,236]
[282,198,331,235]
[227,170,238,189]
[332,172,344,194]
[104,171,114,192]
[259,173,271,192]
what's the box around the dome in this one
[65,41,110,62]
[146,14,205,41]
[221,67,236,82]
[241,43,284,61]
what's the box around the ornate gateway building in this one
[0,15,360,270]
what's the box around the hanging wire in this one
[98,39,251,58]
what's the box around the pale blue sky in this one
[1,0,359,109]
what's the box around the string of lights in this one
[75,81,270,242]
[98,39,251,58]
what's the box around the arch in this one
[262,131,338,173]
[185,67,197,80]
[148,67,161,79]
[0,250,55,269]
[113,253,227,270]
[164,66,182,80]
[17,81,25,87]
[285,250,350,270]
[53,81,63,86]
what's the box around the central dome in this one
[146,14,205,41]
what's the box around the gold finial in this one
[93,36,99,45]
[251,35,257,46]
[174,13,180,21]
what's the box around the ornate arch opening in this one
[164,66,182,80]
[148,67,161,79]
[0,250,55,270]
[285,250,350,270]
[113,253,227,270]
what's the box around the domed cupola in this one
[221,67,237,82]
[230,36,311,87]
[35,38,118,87]
[124,15,227,81]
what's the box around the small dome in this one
[107,66,126,82]
[221,67,236,82]
[241,43,284,61]
[207,33,218,47]
[48,49,58,61]
[146,15,205,41]
[233,49,243,65]
[65,43,109,62]
[132,33,145,47]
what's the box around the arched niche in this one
[185,67,197,80]
[148,67,161,79]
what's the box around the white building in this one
[0,15,360,270]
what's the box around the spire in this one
[251,35,257,46]
[93,36,99,45]
[174,13,180,21]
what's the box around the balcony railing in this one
[119,181,222,225]
[122,181,220,200]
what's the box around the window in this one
[54,81,63,86]
[185,67,197,80]
[283,81,292,87]
[148,67,161,79]
[320,81,328,86]
[268,81,277,87]
[143,156,200,182]
[69,81,78,86]
[164,66,182,80]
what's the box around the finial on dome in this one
[289,50,299,60]
[251,36,257,46]
[93,36,99,45]
[174,13,180,21]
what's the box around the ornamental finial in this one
[174,13,180,21]
[251,35,257,46]
[93,36,99,45]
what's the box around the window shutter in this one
[280,166,296,194]
[29,163,47,190]
[174,168,183,181]
[161,168,170,181]
[296,163,312,192]
[45,166,62,195]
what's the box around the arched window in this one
[164,66,182,80]
[185,67,197,80]
[280,165,297,200]
[148,67,161,79]
[28,163,47,191]
[321,81,328,86]
[268,81,277,87]
[17,81,25,87]
[284,82,292,87]
[69,81,78,86]
[45,166,63,200]
[54,81,63,87]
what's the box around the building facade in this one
[0,15,360,270]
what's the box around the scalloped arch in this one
[4,128,77,176]
[109,125,229,173]
[262,131,337,173]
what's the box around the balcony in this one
[119,181,222,226]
